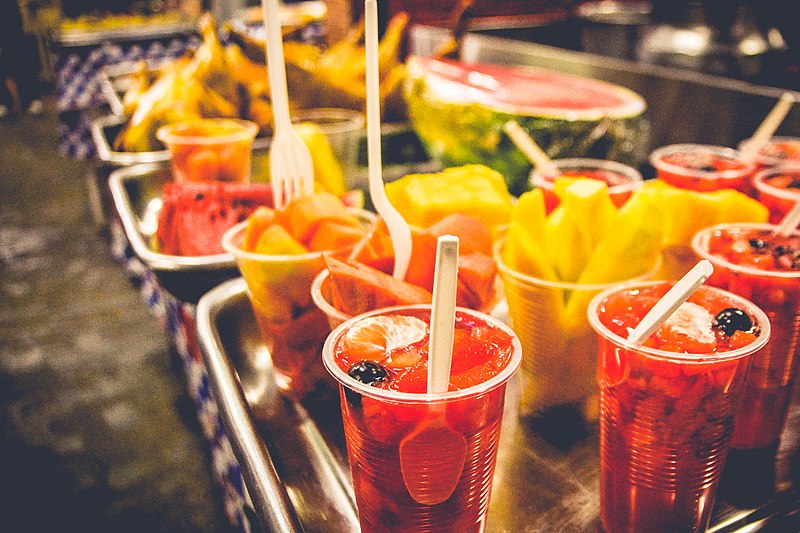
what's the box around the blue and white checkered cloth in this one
[109,219,253,533]
[53,37,201,159]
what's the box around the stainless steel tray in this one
[91,114,273,168]
[108,162,242,303]
[196,278,800,533]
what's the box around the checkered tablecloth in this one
[52,36,201,159]
[109,219,254,533]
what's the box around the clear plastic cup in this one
[752,165,800,224]
[738,135,800,169]
[291,108,365,190]
[322,304,522,533]
[310,268,350,330]
[649,143,755,192]
[588,281,770,532]
[692,222,800,449]
[530,157,643,212]
[221,209,374,402]
[156,118,259,184]
[494,236,661,421]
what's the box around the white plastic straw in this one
[740,92,796,164]
[427,235,460,394]
[774,198,800,237]
[365,0,412,280]
[627,260,715,345]
[503,120,560,178]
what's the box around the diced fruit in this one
[351,218,396,274]
[243,206,276,251]
[425,213,493,256]
[385,164,513,231]
[294,121,347,196]
[255,224,308,255]
[326,256,432,316]
[347,361,390,386]
[156,182,274,256]
[308,219,368,252]
[500,223,558,281]
[456,252,497,310]
[509,188,548,248]
[281,191,359,244]
[544,204,593,283]
[557,178,618,248]
[341,315,428,363]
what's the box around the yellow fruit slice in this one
[577,185,664,285]
[501,223,558,281]
[558,178,618,248]
[544,204,593,283]
[385,164,513,230]
[255,225,309,255]
[295,122,347,196]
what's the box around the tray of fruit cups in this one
[108,162,280,303]
[195,275,800,533]
[190,158,800,532]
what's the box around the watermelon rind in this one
[404,57,648,196]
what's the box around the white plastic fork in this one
[261,0,314,209]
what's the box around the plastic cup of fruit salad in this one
[692,222,800,449]
[529,157,643,213]
[494,236,661,422]
[738,135,800,169]
[156,118,259,184]
[752,165,800,224]
[222,204,374,403]
[649,143,755,193]
[310,268,350,330]
[588,281,770,533]
[322,304,521,533]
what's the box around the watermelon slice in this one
[405,56,647,195]
[156,182,274,256]
[325,256,432,316]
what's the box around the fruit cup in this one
[692,222,800,449]
[588,281,770,533]
[222,208,374,402]
[752,165,800,224]
[529,157,643,213]
[157,118,259,184]
[495,236,661,421]
[738,135,800,169]
[649,143,755,193]
[322,304,522,533]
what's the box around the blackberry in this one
[712,308,753,337]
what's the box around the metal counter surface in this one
[197,279,800,533]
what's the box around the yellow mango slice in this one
[576,185,665,286]
[295,122,347,196]
[544,204,593,283]
[509,188,548,246]
[558,178,618,248]
[255,224,309,255]
[501,223,558,281]
[385,164,513,230]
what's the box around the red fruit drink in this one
[588,282,770,533]
[752,166,800,224]
[739,136,800,169]
[693,223,800,449]
[649,143,755,192]
[322,305,521,533]
[530,158,642,213]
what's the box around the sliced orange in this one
[342,315,428,363]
